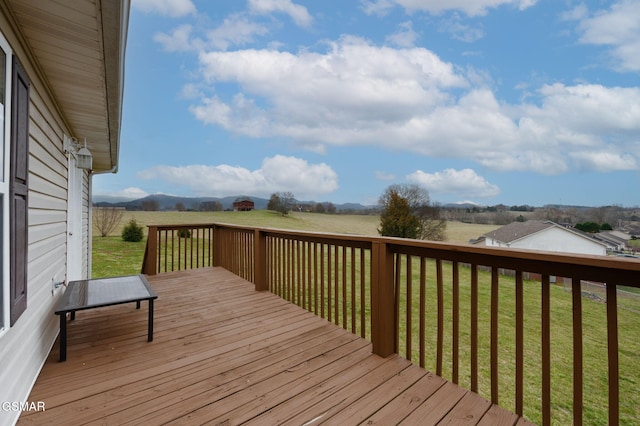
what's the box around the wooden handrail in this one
[142,222,640,425]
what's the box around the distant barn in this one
[233,198,254,211]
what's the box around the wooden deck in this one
[19,267,531,425]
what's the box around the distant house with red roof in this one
[233,197,254,211]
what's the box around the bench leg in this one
[59,314,67,362]
[147,299,154,342]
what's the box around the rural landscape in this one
[6,1,640,425]
[91,194,640,426]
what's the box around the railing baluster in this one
[278,237,283,296]
[189,227,193,270]
[297,239,302,306]
[436,258,443,377]
[313,242,318,315]
[360,248,366,338]
[321,243,325,320]
[288,238,293,302]
[419,257,426,368]
[542,274,551,425]
[350,247,356,334]
[327,244,332,323]
[165,229,169,272]
[491,267,499,405]
[471,263,478,393]
[607,282,619,426]
[342,246,347,330]
[334,245,340,326]
[177,229,181,271]
[406,254,412,361]
[516,270,524,416]
[395,253,402,354]
[572,277,583,425]
[308,242,312,312]
[452,260,459,384]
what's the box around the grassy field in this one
[91,210,639,424]
[95,210,498,243]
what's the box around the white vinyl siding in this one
[485,226,607,256]
[0,11,90,426]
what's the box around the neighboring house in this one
[592,230,630,252]
[474,220,608,256]
[0,2,128,425]
[233,197,255,211]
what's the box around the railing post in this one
[142,226,158,275]
[254,229,268,291]
[212,225,222,267]
[607,283,619,426]
[371,240,396,357]
[142,225,158,275]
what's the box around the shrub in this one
[122,219,144,242]
[178,228,191,238]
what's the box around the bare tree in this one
[93,207,124,237]
[268,192,296,215]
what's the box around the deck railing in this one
[142,222,640,425]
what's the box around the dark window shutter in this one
[9,55,30,326]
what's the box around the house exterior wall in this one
[485,227,606,256]
[0,9,90,425]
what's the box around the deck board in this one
[19,267,530,425]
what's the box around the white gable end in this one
[510,227,606,256]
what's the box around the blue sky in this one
[93,0,640,207]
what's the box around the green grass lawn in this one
[92,211,639,424]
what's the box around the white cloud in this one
[570,151,638,172]
[133,0,196,17]
[155,16,270,52]
[95,187,150,200]
[407,168,500,198]
[193,36,467,144]
[206,14,270,50]
[248,0,313,27]
[375,171,396,181]
[365,0,538,16]
[360,0,396,16]
[137,155,338,199]
[572,0,640,72]
[386,21,419,47]
[186,37,640,176]
[438,14,485,42]
[154,25,201,52]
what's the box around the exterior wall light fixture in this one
[64,136,93,170]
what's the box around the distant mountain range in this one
[92,194,599,213]
[92,194,374,212]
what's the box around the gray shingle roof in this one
[482,220,556,244]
